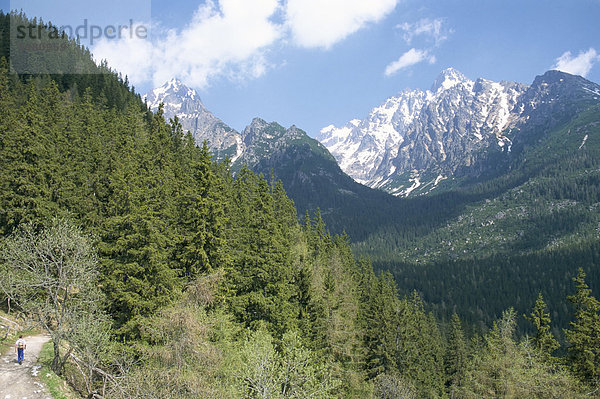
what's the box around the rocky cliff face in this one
[146,70,600,202]
[319,69,600,197]
[143,79,243,162]
[319,90,427,186]
[234,118,312,168]
[318,68,529,196]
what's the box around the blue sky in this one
[3,0,600,136]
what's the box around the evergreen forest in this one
[1,12,600,398]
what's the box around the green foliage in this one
[222,167,299,335]
[372,373,416,399]
[108,274,340,399]
[2,13,600,398]
[461,309,584,398]
[396,292,446,398]
[360,269,400,378]
[358,266,446,398]
[565,268,600,385]
[525,292,559,359]
[445,313,468,396]
[234,329,339,399]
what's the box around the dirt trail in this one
[0,334,52,399]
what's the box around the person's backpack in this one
[17,341,24,349]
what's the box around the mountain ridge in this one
[318,68,529,195]
[318,69,600,197]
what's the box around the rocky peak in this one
[163,78,192,97]
[245,117,270,132]
[534,70,580,86]
[517,71,599,118]
[242,118,285,146]
[509,70,600,151]
[287,125,306,140]
[144,78,202,112]
[233,118,324,171]
[529,70,600,101]
[144,80,242,162]
[430,68,470,92]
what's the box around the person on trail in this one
[15,335,26,365]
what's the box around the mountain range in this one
[145,69,600,203]
[142,69,600,225]
[144,69,600,329]
[143,79,402,236]
[319,68,600,196]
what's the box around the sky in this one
[3,0,600,137]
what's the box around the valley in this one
[2,6,600,398]
[143,67,600,333]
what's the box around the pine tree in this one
[223,168,298,335]
[98,105,181,339]
[445,312,467,396]
[0,57,19,233]
[395,292,446,398]
[1,80,57,231]
[361,270,399,378]
[173,141,217,278]
[565,268,600,385]
[525,292,559,360]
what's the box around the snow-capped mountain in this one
[146,70,600,204]
[144,80,339,178]
[318,68,528,196]
[319,90,427,185]
[143,79,243,162]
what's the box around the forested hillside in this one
[354,87,600,334]
[1,12,600,398]
[212,65,600,339]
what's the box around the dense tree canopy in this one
[0,13,599,398]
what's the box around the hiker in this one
[15,335,26,365]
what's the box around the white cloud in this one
[552,48,600,77]
[92,0,403,89]
[398,18,449,46]
[384,17,450,78]
[92,0,281,89]
[384,48,435,76]
[153,0,281,88]
[91,21,154,84]
[285,0,400,49]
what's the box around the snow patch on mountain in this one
[144,79,242,161]
[579,134,588,150]
[318,68,529,196]
[317,90,428,185]
[431,68,468,92]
